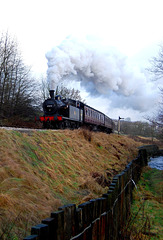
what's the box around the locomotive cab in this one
[55,95,67,109]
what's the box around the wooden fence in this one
[23,148,147,240]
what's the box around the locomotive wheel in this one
[57,122,65,129]
[66,121,71,129]
[43,121,51,129]
[71,122,76,130]
[64,121,68,129]
[60,122,65,129]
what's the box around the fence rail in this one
[23,148,148,240]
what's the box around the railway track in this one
[0,126,57,132]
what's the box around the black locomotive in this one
[38,90,114,133]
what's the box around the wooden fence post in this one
[58,204,76,239]
[78,202,92,229]
[90,199,100,240]
[89,199,98,220]
[50,210,64,240]
[75,208,83,235]
[71,224,92,240]
[106,189,115,239]
[42,217,56,240]
[108,181,119,239]
[118,172,125,232]
[31,224,49,240]
[99,212,107,240]
[92,218,100,240]
[102,193,112,239]
[138,149,148,167]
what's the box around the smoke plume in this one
[46,36,157,112]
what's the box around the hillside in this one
[0,128,154,239]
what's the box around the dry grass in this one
[0,128,145,239]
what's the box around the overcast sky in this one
[1,0,163,121]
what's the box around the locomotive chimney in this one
[49,90,54,99]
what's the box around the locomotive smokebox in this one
[49,90,55,99]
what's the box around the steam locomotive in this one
[38,90,114,133]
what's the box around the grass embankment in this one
[124,167,163,240]
[0,129,154,239]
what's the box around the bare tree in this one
[40,75,50,100]
[149,45,163,80]
[59,85,84,101]
[0,32,39,119]
[40,79,85,102]
[148,45,163,138]
[157,88,163,125]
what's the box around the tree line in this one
[119,120,162,139]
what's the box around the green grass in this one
[128,167,163,239]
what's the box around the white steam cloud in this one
[46,36,157,112]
